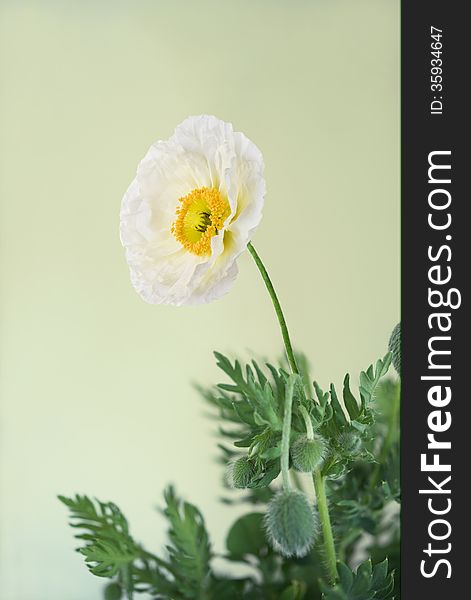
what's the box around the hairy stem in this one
[247,243,299,375]
[313,470,338,584]
[248,242,338,581]
[281,376,296,491]
[298,404,314,440]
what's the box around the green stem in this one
[298,404,314,440]
[119,565,133,600]
[370,383,400,489]
[281,376,296,491]
[138,548,175,574]
[247,243,299,376]
[313,470,338,584]
[248,242,338,582]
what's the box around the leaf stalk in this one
[313,470,338,584]
[281,376,296,490]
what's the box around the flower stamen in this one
[172,187,230,256]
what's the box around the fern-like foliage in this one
[320,559,395,600]
[207,351,392,485]
[161,486,212,599]
[58,495,138,580]
[60,350,399,600]
[206,353,300,489]
[60,487,215,600]
[328,377,400,580]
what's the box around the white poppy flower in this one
[120,115,266,306]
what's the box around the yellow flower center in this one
[171,187,231,256]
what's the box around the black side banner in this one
[402,1,468,597]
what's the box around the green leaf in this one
[206,354,302,483]
[163,485,212,598]
[371,559,389,589]
[351,559,372,595]
[260,443,282,461]
[58,495,138,582]
[359,354,392,412]
[80,541,135,578]
[226,513,267,557]
[247,459,280,488]
[343,374,360,420]
[215,353,283,432]
[330,384,348,428]
[234,435,253,448]
[337,561,354,591]
[252,360,268,387]
[321,559,395,600]
[59,493,181,598]
[313,381,330,407]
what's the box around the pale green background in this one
[0,1,399,598]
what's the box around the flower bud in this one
[228,456,256,489]
[337,431,362,456]
[264,490,318,557]
[388,322,401,376]
[291,434,326,472]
